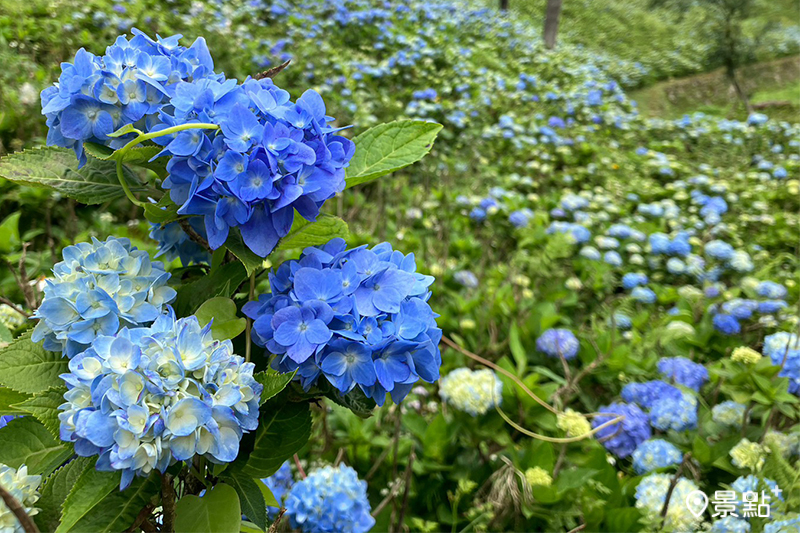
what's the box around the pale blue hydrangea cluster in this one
[535,328,580,360]
[438,367,503,416]
[262,461,294,519]
[763,332,800,394]
[631,439,683,474]
[149,219,212,266]
[58,310,262,489]
[764,517,800,533]
[712,401,747,428]
[284,464,375,533]
[0,463,41,533]
[649,391,698,432]
[711,517,751,533]
[32,237,176,357]
[657,356,708,391]
[635,474,701,532]
[731,475,783,507]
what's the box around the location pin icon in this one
[685,490,709,519]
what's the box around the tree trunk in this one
[726,65,753,114]
[544,0,563,50]
[500,0,509,10]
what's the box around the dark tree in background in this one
[543,0,563,49]
[500,0,509,11]
[655,0,775,113]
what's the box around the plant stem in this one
[161,472,177,533]
[245,272,255,362]
[116,157,146,207]
[0,483,40,533]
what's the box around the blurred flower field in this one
[0,1,798,532]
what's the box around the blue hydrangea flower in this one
[621,380,683,409]
[764,333,800,395]
[722,299,758,320]
[622,273,648,290]
[41,30,216,166]
[149,219,212,266]
[547,222,590,244]
[712,401,747,427]
[649,392,698,432]
[0,415,18,429]
[632,439,683,474]
[592,402,651,458]
[262,461,294,519]
[509,209,533,228]
[243,239,441,406]
[756,281,787,300]
[631,286,657,304]
[711,517,751,533]
[439,368,502,416]
[0,463,42,533]
[705,240,735,261]
[155,76,355,257]
[713,313,741,335]
[32,237,176,357]
[764,517,800,533]
[469,207,487,221]
[657,357,708,391]
[453,270,479,288]
[731,475,782,504]
[535,329,579,360]
[58,309,262,489]
[613,313,632,330]
[284,464,374,533]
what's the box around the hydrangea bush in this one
[0,27,442,533]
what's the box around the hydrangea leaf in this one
[35,457,92,533]
[277,213,349,251]
[345,119,443,188]
[0,146,147,204]
[12,386,68,439]
[0,211,21,253]
[0,417,72,477]
[232,401,311,478]
[195,297,247,341]
[0,331,69,394]
[253,370,296,406]
[174,483,241,533]
[220,472,268,531]
[174,261,249,317]
[58,468,159,533]
[225,232,267,276]
[143,196,181,225]
[0,386,31,415]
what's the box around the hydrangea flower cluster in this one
[591,402,651,458]
[657,357,708,391]
[262,461,294,519]
[730,438,767,471]
[41,29,217,166]
[711,516,751,533]
[58,310,262,489]
[731,475,782,505]
[712,401,747,427]
[649,392,698,432]
[283,464,375,533]
[32,237,176,357]
[154,73,354,257]
[764,517,800,533]
[764,332,800,394]
[631,439,683,474]
[732,346,762,364]
[438,368,502,416]
[557,408,591,437]
[535,328,579,360]
[243,239,441,406]
[524,467,552,487]
[149,219,211,266]
[634,474,701,532]
[0,463,41,533]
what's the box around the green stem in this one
[116,157,146,207]
[245,272,255,363]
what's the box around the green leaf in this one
[221,472,267,531]
[174,262,248,317]
[235,401,311,478]
[254,371,296,406]
[345,120,442,188]
[259,483,279,508]
[509,322,527,375]
[0,211,21,252]
[225,232,266,276]
[82,142,115,159]
[0,323,12,344]
[0,386,31,415]
[60,470,159,533]
[195,297,247,341]
[277,213,350,251]
[0,147,146,204]
[35,457,92,533]
[143,196,180,225]
[0,331,69,394]
[0,417,72,477]
[604,508,643,532]
[12,387,67,439]
[57,463,119,533]
[174,483,241,533]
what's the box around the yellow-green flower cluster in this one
[0,304,25,330]
[731,346,762,364]
[730,438,767,471]
[557,408,592,438]
[524,466,552,487]
[439,368,503,416]
[635,474,701,532]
